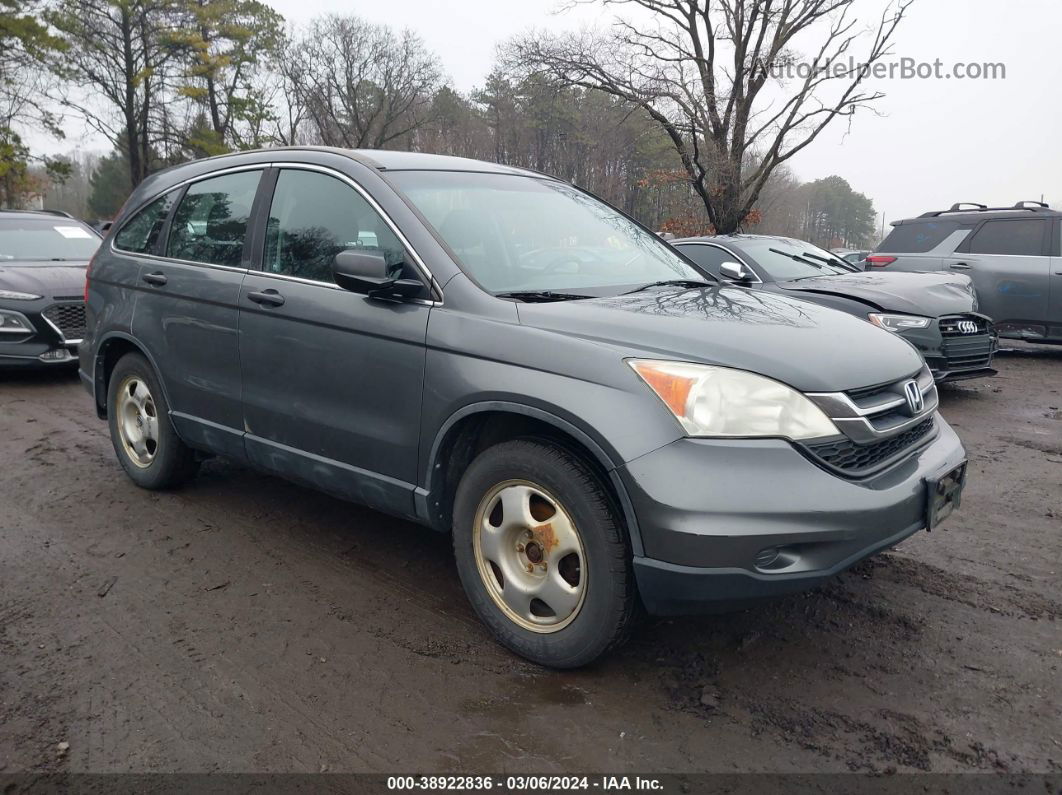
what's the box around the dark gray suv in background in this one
[80,148,967,667]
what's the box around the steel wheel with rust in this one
[106,352,198,490]
[473,479,587,633]
[453,439,638,668]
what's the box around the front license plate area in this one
[926,461,967,530]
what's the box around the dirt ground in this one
[1,344,1059,777]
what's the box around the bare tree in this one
[48,0,185,188]
[511,0,912,234]
[286,15,443,149]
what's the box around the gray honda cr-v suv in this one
[80,147,967,667]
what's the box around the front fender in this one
[418,399,654,556]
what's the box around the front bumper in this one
[0,301,81,368]
[0,338,79,367]
[620,415,966,615]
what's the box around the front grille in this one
[939,315,990,336]
[42,302,87,342]
[844,381,893,402]
[803,418,936,475]
[938,315,993,371]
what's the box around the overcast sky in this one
[33,0,1062,226]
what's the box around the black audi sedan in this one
[673,234,996,382]
[0,210,100,368]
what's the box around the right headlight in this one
[0,290,42,301]
[0,310,34,335]
[628,359,839,440]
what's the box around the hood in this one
[0,261,89,299]
[776,271,976,316]
[517,284,924,392]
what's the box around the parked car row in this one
[869,202,1062,345]
[671,235,996,383]
[3,150,1048,668]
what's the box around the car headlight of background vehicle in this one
[867,313,931,332]
[0,290,42,301]
[0,310,35,334]
[628,359,839,440]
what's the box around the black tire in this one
[452,439,637,668]
[106,352,198,489]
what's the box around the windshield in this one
[0,217,100,262]
[388,171,706,294]
[738,238,856,280]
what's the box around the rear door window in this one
[878,221,959,253]
[114,192,177,255]
[966,219,1046,256]
[166,170,262,267]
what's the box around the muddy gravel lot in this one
[1,344,1059,778]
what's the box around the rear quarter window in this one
[114,192,177,254]
[966,219,1046,256]
[877,221,959,253]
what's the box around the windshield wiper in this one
[494,290,593,302]
[803,252,856,272]
[622,279,714,295]
[768,248,824,269]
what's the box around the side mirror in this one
[720,261,753,282]
[333,249,426,299]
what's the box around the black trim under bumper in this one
[634,519,924,615]
[932,366,997,383]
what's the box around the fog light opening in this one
[754,546,801,572]
[754,547,781,569]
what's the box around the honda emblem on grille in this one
[904,380,924,414]
[957,320,979,334]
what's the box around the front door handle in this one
[948,262,972,270]
[142,272,168,286]
[246,289,285,307]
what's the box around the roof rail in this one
[918,201,1052,218]
[0,207,75,218]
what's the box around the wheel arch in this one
[417,402,645,556]
[91,332,170,420]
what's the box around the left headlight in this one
[0,310,34,334]
[868,313,931,332]
[628,359,839,440]
[0,290,42,301]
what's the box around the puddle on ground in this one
[462,674,590,714]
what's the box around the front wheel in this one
[452,439,637,667]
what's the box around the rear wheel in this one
[452,439,636,667]
[107,352,198,489]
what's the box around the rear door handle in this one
[246,289,285,307]
[948,262,971,270]
[142,272,168,286]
